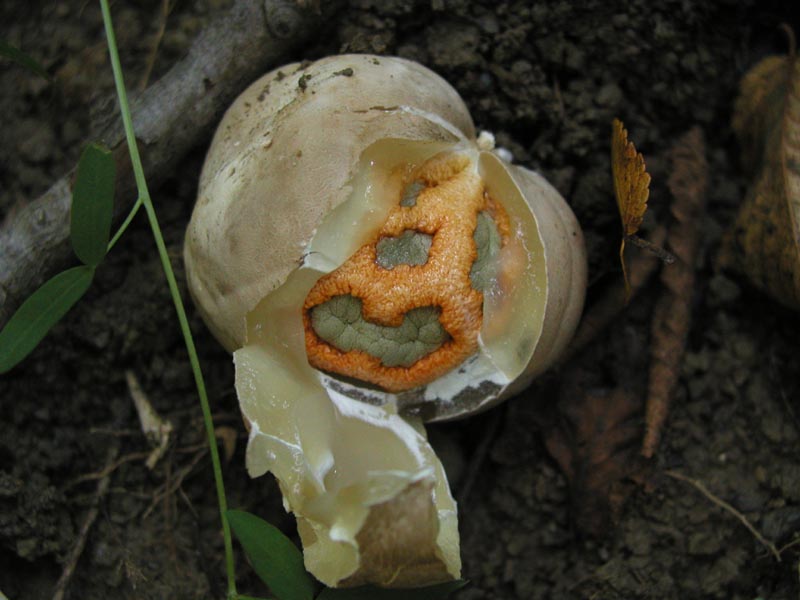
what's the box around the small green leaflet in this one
[71,144,116,267]
[227,510,316,600]
[316,580,468,600]
[0,40,50,79]
[0,265,94,374]
[0,143,114,373]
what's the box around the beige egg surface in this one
[184,54,587,588]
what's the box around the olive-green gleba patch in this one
[310,295,448,367]
[375,230,433,269]
[470,211,502,291]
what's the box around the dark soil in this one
[2,1,800,599]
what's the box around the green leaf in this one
[0,39,50,79]
[316,580,468,600]
[71,144,116,267]
[0,265,94,374]
[227,510,315,600]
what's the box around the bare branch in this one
[0,0,335,329]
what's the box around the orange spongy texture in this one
[303,151,509,392]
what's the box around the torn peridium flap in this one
[234,314,460,587]
[232,141,461,584]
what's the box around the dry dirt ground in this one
[2,1,800,599]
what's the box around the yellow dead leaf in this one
[612,118,651,237]
[611,118,652,297]
[720,30,800,310]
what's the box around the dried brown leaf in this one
[612,118,651,237]
[544,377,647,537]
[642,127,708,458]
[214,426,238,464]
[721,32,800,309]
[731,55,790,171]
[612,118,652,296]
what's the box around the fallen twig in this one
[52,444,120,600]
[142,447,208,519]
[665,470,781,562]
[777,536,800,555]
[65,450,152,490]
[642,127,708,457]
[0,0,336,330]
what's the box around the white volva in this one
[185,54,587,587]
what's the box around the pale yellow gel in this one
[477,152,546,381]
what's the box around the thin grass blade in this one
[71,144,116,267]
[227,510,315,600]
[0,265,94,373]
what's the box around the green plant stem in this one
[99,2,237,598]
[107,195,143,252]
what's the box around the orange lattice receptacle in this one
[303,151,510,392]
